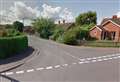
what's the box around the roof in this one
[101,18,120,25]
[97,25,105,31]
[56,23,75,30]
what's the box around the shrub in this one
[32,18,55,39]
[0,35,28,59]
[50,26,64,41]
[13,21,24,32]
[60,27,80,45]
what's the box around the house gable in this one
[102,20,120,28]
[102,21,120,32]
[90,25,102,31]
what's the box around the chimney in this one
[58,20,60,24]
[112,15,117,19]
[63,20,65,24]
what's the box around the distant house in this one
[23,26,35,34]
[89,15,120,42]
[56,20,75,31]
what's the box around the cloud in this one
[0,2,74,25]
[41,4,61,20]
[11,1,40,20]
[59,8,74,23]
[116,12,120,17]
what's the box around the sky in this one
[0,0,120,25]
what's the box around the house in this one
[23,26,35,34]
[56,20,75,31]
[89,15,120,42]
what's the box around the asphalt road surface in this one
[1,36,120,82]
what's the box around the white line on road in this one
[46,66,53,70]
[62,64,68,67]
[5,72,14,75]
[54,65,61,68]
[27,69,34,72]
[36,67,44,71]
[2,54,120,76]
[16,71,24,74]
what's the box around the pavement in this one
[0,35,120,82]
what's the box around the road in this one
[1,36,120,82]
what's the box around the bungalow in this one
[89,15,120,42]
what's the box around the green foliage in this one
[77,29,89,40]
[59,27,80,45]
[80,23,95,30]
[0,35,28,59]
[50,26,64,41]
[32,18,55,39]
[13,21,24,32]
[5,24,13,29]
[0,29,21,37]
[76,11,97,25]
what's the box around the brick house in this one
[89,15,120,42]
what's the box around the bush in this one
[0,35,28,59]
[32,18,55,39]
[59,27,80,45]
[50,27,64,41]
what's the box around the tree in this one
[76,11,97,25]
[32,18,55,39]
[13,21,24,32]
[50,26,64,41]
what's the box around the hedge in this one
[0,35,28,59]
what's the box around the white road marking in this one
[16,71,24,74]
[78,62,84,64]
[36,67,44,71]
[1,73,5,75]
[86,58,92,60]
[103,58,108,61]
[5,72,14,75]
[46,66,53,70]
[63,64,68,66]
[84,61,90,63]
[27,69,34,72]
[54,65,61,68]
[91,60,97,62]
[97,59,103,61]
[80,59,86,61]
[2,53,120,76]
[113,57,118,59]
[72,62,77,65]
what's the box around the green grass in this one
[79,41,120,48]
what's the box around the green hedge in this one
[0,35,28,59]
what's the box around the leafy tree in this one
[32,18,55,39]
[59,26,80,45]
[50,26,64,41]
[13,21,24,32]
[76,11,97,25]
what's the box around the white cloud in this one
[116,12,120,17]
[59,8,74,23]
[0,2,74,25]
[41,4,61,20]
[11,1,40,20]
